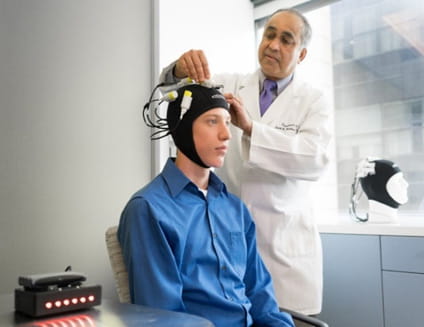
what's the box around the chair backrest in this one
[105,225,131,303]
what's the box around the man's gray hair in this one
[268,8,312,48]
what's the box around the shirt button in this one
[212,233,217,238]
[221,265,227,271]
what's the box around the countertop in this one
[318,213,424,236]
[1,294,214,327]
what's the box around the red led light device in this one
[15,271,101,317]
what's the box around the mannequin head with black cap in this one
[358,158,409,223]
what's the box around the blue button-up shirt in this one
[118,158,294,327]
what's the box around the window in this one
[256,0,424,215]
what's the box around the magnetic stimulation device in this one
[15,271,101,317]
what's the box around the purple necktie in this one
[260,79,277,116]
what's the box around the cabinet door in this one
[383,271,424,327]
[319,234,384,327]
[381,236,424,273]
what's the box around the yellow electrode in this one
[180,90,193,119]
[161,90,178,102]
[167,91,178,101]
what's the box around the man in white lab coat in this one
[160,9,332,316]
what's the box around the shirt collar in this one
[259,71,294,95]
[161,158,227,198]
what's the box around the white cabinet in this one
[319,234,384,327]
[381,236,424,273]
[381,236,424,327]
[319,234,424,327]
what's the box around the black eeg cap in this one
[166,84,229,168]
[360,159,402,208]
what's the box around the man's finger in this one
[195,50,210,81]
[187,50,210,82]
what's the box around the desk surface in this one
[0,294,214,327]
[318,213,424,236]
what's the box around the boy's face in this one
[192,108,231,168]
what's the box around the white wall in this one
[298,7,338,217]
[254,0,312,19]
[156,0,257,171]
[159,0,256,74]
[0,0,153,298]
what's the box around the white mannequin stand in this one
[367,200,399,224]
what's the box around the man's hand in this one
[225,93,252,137]
[174,49,210,82]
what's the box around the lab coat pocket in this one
[275,212,317,258]
[230,232,246,275]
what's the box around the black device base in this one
[15,285,102,317]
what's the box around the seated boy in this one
[118,83,294,327]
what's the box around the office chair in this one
[105,226,130,303]
[105,226,329,327]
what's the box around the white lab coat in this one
[160,65,332,315]
[213,70,332,315]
